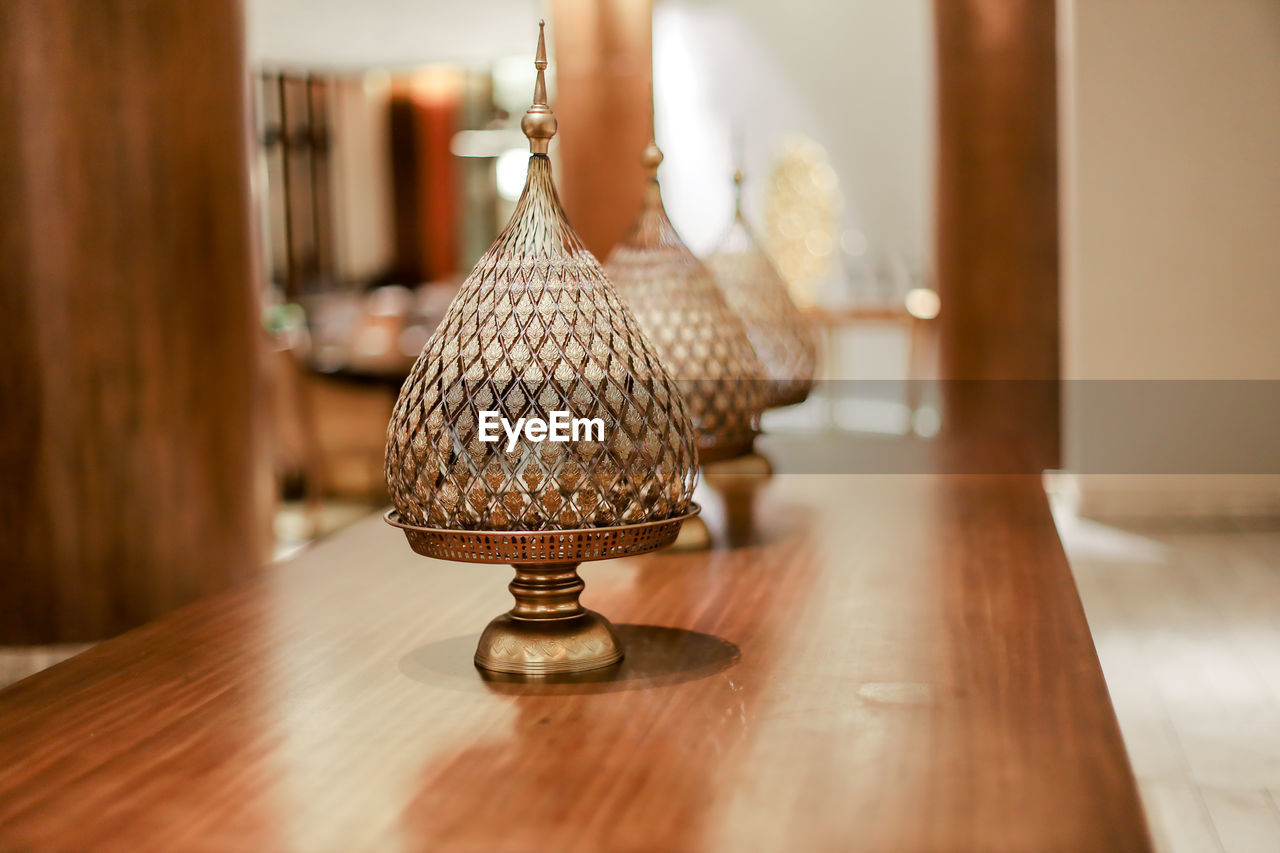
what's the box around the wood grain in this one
[549,0,653,260]
[933,0,1061,467]
[0,469,1150,851]
[0,0,265,642]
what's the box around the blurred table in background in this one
[806,303,938,382]
[266,285,456,508]
[0,439,1150,851]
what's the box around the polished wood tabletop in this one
[0,458,1151,851]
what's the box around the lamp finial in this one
[522,20,557,154]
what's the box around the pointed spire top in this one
[534,19,548,96]
[640,139,665,210]
[731,124,746,216]
[522,20,557,154]
[642,139,664,180]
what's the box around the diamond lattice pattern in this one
[708,216,818,409]
[607,187,766,462]
[386,156,698,530]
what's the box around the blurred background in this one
[2,2,1278,849]
[246,0,955,548]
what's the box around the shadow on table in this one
[398,624,740,695]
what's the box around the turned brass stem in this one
[508,562,586,620]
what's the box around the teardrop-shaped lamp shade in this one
[607,144,767,463]
[386,153,698,530]
[708,183,818,409]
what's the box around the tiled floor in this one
[1057,511,1280,853]
[0,644,91,691]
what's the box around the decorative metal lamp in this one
[606,141,767,463]
[384,23,699,676]
[708,167,818,409]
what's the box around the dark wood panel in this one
[0,0,264,642]
[934,0,1061,467]
[0,465,1150,851]
[549,0,653,260]
[388,78,462,283]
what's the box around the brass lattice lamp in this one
[384,23,699,676]
[606,141,767,464]
[707,168,818,409]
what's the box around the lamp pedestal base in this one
[704,452,774,546]
[474,562,622,675]
[384,507,698,677]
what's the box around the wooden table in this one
[0,457,1151,851]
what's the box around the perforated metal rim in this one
[385,504,700,565]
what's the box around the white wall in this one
[654,0,934,265]
[246,0,543,71]
[1059,0,1280,516]
[1060,0,1280,382]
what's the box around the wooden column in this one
[411,70,463,282]
[549,0,653,260]
[934,0,1060,468]
[0,0,264,643]
[388,71,462,283]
